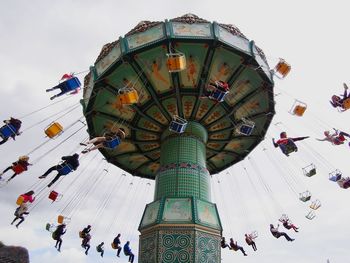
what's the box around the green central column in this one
[138,122,222,263]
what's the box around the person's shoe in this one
[244,254,248,256]
[85,251,88,255]
[117,254,120,257]
[38,175,45,179]
[290,239,295,242]
[15,224,19,229]
[80,143,87,146]
[57,248,61,252]
[82,150,89,154]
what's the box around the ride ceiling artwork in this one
[82,14,275,179]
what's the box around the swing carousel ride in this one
[82,14,279,262]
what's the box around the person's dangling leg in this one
[129,253,135,263]
[15,216,25,228]
[87,137,105,145]
[40,165,59,179]
[2,166,12,174]
[50,90,66,100]
[83,143,104,153]
[47,174,62,188]
[238,246,247,256]
[46,84,62,92]
[281,232,294,241]
[339,131,350,138]
[0,138,9,145]
[11,216,19,225]
[252,242,257,251]
[57,238,62,252]
[7,173,18,182]
[117,247,121,257]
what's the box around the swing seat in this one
[289,100,307,117]
[118,87,139,105]
[299,191,311,202]
[274,59,291,79]
[338,178,350,189]
[293,105,306,116]
[169,116,188,133]
[208,88,228,102]
[305,168,316,177]
[0,124,16,139]
[12,164,27,174]
[329,174,342,182]
[49,191,62,202]
[236,118,255,136]
[342,98,350,110]
[166,53,187,72]
[45,122,63,139]
[279,214,289,223]
[111,243,118,249]
[303,164,316,177]
[79,231,85,238]
[305,210,316,220]
[61,77,81,92]
[16,195,25,206]
[57,164,74,176]
[103,137,121,149]
[280,140,297,155]
[310,199,321,210]
[329,170,342,182]
[57,215,70,224]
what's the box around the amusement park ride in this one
[80,13,285,262]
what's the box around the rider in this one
[38,153,79,187]
[330,83,350,110]
[229,238,247,256]
[270,224,295,242]
[245,234,257,251]
[0,118,22,145]
[317,129,350,145]
[81,128,126,154]
[46,73,81,100]
[112,233,122,257]
[272,132,309,156]
[53,224,66,252]
[0,156,31,182]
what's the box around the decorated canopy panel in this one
[83,14,275,179]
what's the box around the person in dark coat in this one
[38,153,79,187]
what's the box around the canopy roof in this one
[83,14,275,179]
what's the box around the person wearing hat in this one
[0,156,32,182]
[81,128,126,154]
[38,153,80,187]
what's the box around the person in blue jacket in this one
[0,118,22,145]
[123,241,134,263]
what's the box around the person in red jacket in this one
[20,191,35,203]
[272,132,309,156]
[0,156,32,182]
[330,83,350,111]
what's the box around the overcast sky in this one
[0,1,349,263]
